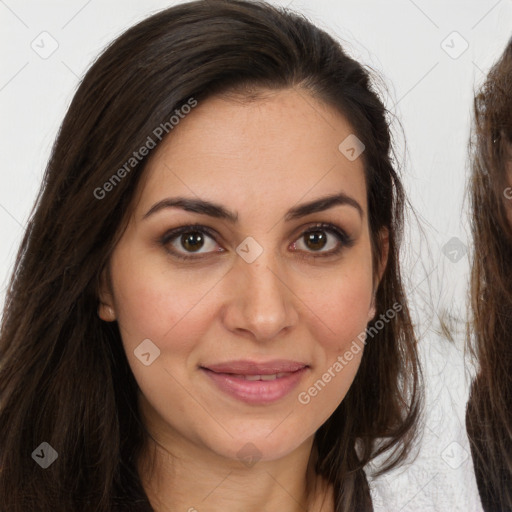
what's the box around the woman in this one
[0,1,421,510]
[466,38,512,511]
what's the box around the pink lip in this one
[200,361,309,405]
[202,359,307,375]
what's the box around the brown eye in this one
[295,228,339,253]
[291,223,354,259]
[160,225,221,259]
[181,232,205,252]
[304,231,328,251]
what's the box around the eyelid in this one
[159,222,353,261]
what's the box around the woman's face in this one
[99,88,386,464]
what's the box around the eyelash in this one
[159,222,354,262]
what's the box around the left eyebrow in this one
[284,192,363,221]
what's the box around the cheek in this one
[294,290,368,433]
[294,252,374,406]
[110,261,214,420]
[109,250,216,359]
[303,258,374,352]
[307,277,371,384]
[324,282,372,339]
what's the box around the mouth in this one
[201,359,308,375]
[211,372,293,381]
[199,360,309,404]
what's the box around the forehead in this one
[136,88,367,219]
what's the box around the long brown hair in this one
[466,38,512,510]
[0,1,421,510]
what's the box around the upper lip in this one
[201,359,308,375]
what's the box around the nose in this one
[220,248,299,342]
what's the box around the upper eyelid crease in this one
[142,193,363,222]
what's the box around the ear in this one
[368,228,389,322]
[97,263,116,322]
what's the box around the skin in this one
[99,87,388,512]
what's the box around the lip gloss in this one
[201,367,308,404]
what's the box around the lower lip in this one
[201,367,308,404]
